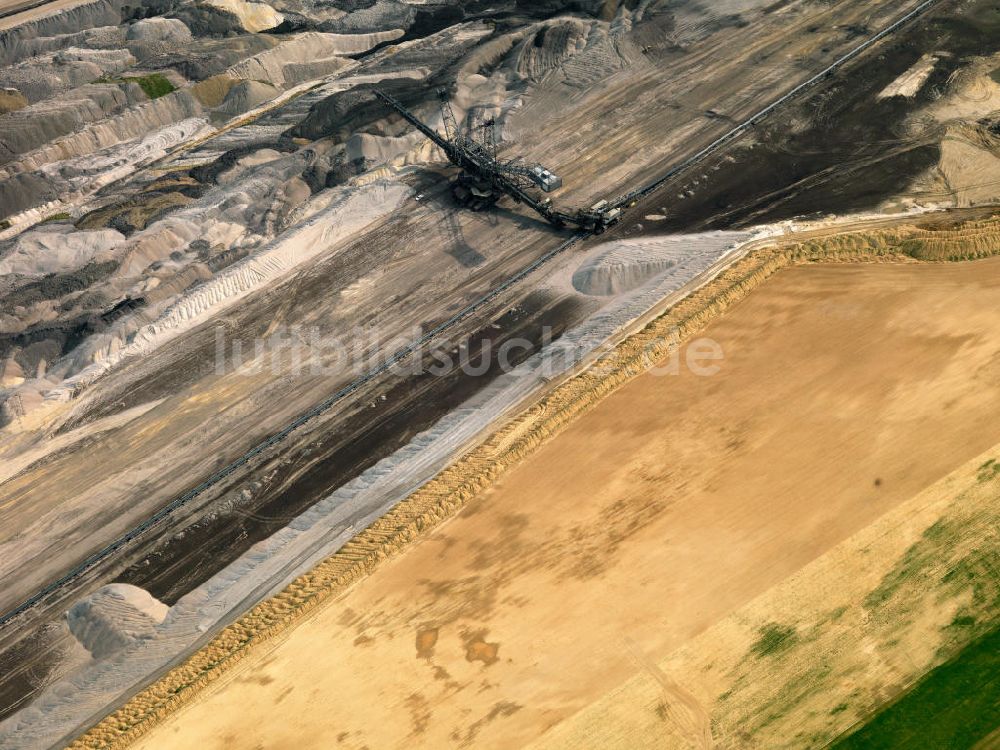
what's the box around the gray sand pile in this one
[0,225,123,276]
[125,18,192,44]
[190,74,238,107]
[203,0,284,32]
[225,31,399,88]
[133,34,278,78]
[0,25,126,68]
[571,233,754,296]
[216,79,281,116]
[573,249,677,296]
[66,584,169,659]
[0,47,133,102]
[323,0,415,34]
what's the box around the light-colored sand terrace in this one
[131,256,1000,749]
[0,0,91,30]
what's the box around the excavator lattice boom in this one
[375,89,622,234]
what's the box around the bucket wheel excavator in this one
[375,88,624,234]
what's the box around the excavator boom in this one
[375,88,620,234]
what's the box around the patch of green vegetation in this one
[864,508,998,655]
[991,67,1000,85]
[0,219,10,230]
[938,549,1000,653]
[864,519,953,610]
[755,665,833,732]
[100,73,176,100]
[831,623,1000,750]
[831,703,849,715]
[40,212,71,223]
[977,458,1000,483]
[750,623,798,658]
[950,614,977,629]
[128,73,176,99]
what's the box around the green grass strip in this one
[832,623,1000,749]
[100,73,176,100]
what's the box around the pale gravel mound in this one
[52,45,132,67]
[124,17,192,43]
[203,0,284,32]
[0,58,101,103]
[0,46,135,103]
[0,25,125,67]
[572,248,676,296]
[216,79,281,116]
[570,234,747,296]
[190,74,238,107]
[0,357,25,388]
[879,53,937,99]
[225,30,397,88]
[226,31,357,88]
[0,225,123,276]
[66,584,168,659]
[324,0,414,34]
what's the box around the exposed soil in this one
[636,0,1000,232]
[115,290,584,605]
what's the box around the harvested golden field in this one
[124,255,1000,750]
[530,442,1000,749]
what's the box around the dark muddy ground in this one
[625,0,1000,234]
[114,289,584,605]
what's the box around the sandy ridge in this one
[67,211,1000,749]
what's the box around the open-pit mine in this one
[1,0,999,748]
